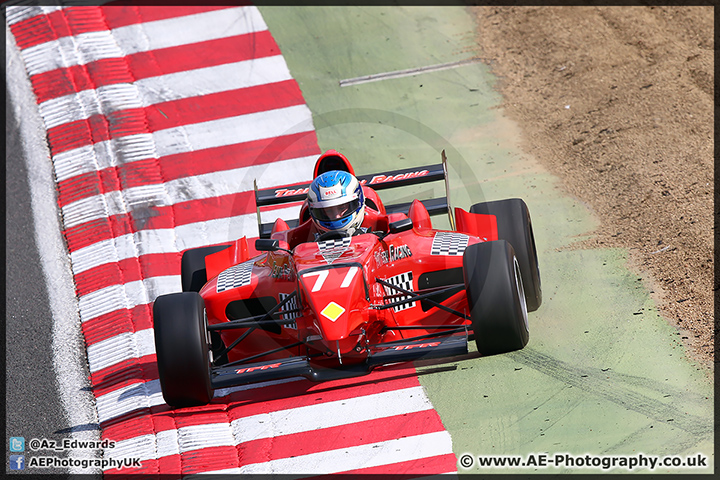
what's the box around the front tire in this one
[463,240,529,355]
[153,292,213,407]
[470,198,541,311]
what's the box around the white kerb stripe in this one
[178,423,236,452]
[95,379,164,424]
[102,430,181,468]
[69,206,300,271]
[86,329,155,373]
[105,434,156,467]
[111,7,267,56]
[70,211,304,320]
[78,276,179,323]
[68,201,302,277]
[5,5,63,25]
[238,431,454,474]
[39,83,143,130]
[156,429,181,459]
[17,7,267,76]
[68,204,303,278]
[52,103,314,187]
[70,230,176,276]
[136,55,292,105]
[152,104,314,158]
[173,207,304,251]
[104,387,440,463]
[40,55,293,129]
[232,386,433,444]
[21,31,121,77]
[60,153,316,230]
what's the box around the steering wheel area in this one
[316,230,350,242]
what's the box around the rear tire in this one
[181,245,230,293]
[470,198,541,311]
[463,240,529,355]
[153,292,213,407]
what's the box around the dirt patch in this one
[469,6,714,371]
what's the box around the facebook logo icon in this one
[9,455,25,470]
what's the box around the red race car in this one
[153,151,542,407]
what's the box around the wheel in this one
[181,245,231,292]
[463,240,529,355]
[469,198,541,311]
[153,292,213,407]
[181,245,232,365]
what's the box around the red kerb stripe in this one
[100,5,246,30]
[10,6,244,51]
[46,79,305,156]
[74,253,180,297]
[31,30,280,104]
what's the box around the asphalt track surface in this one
[6,89,71,475]
[6,47,101,474]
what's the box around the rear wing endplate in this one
[255,151,454,238]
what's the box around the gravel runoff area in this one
[470,6,714,373]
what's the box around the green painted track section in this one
[259,6,713,474]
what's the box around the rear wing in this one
[254,151,454,238]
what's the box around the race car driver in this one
[270,150,430,247]
[270,167,390,247]
[307,170,368,238]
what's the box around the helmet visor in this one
[310,198,361,223]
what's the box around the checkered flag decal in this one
[216,260,254,293]
[383,271,416,312]
[279,292,299,329]
[431,232,470,256]
[317,236,352,264]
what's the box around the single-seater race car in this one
[153,151,542,407]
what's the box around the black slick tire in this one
[153,292,212,407]
[463,240,529,355]
[469,198,542,311]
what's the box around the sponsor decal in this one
[320,185,341,199]
[374,243,412,265]
[431,231,470,256]
[317,236,352,264]
[279,292,299,329]
[216,260,254,292]
[361,170,429,186]
[392,342,441,351]
[274,187,309,198]
[236,362,282,374]
[271,169,429,198]
[382,271,416,312]
[375,249,389,266]
[320,302,345,322]
[389,243,413,262]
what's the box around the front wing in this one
[210,333,468,389]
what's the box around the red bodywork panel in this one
[205,236,260,282]
[454,207,498,241]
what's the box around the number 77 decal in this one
[303,267,359,292]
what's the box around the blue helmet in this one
[307,170,365,234]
